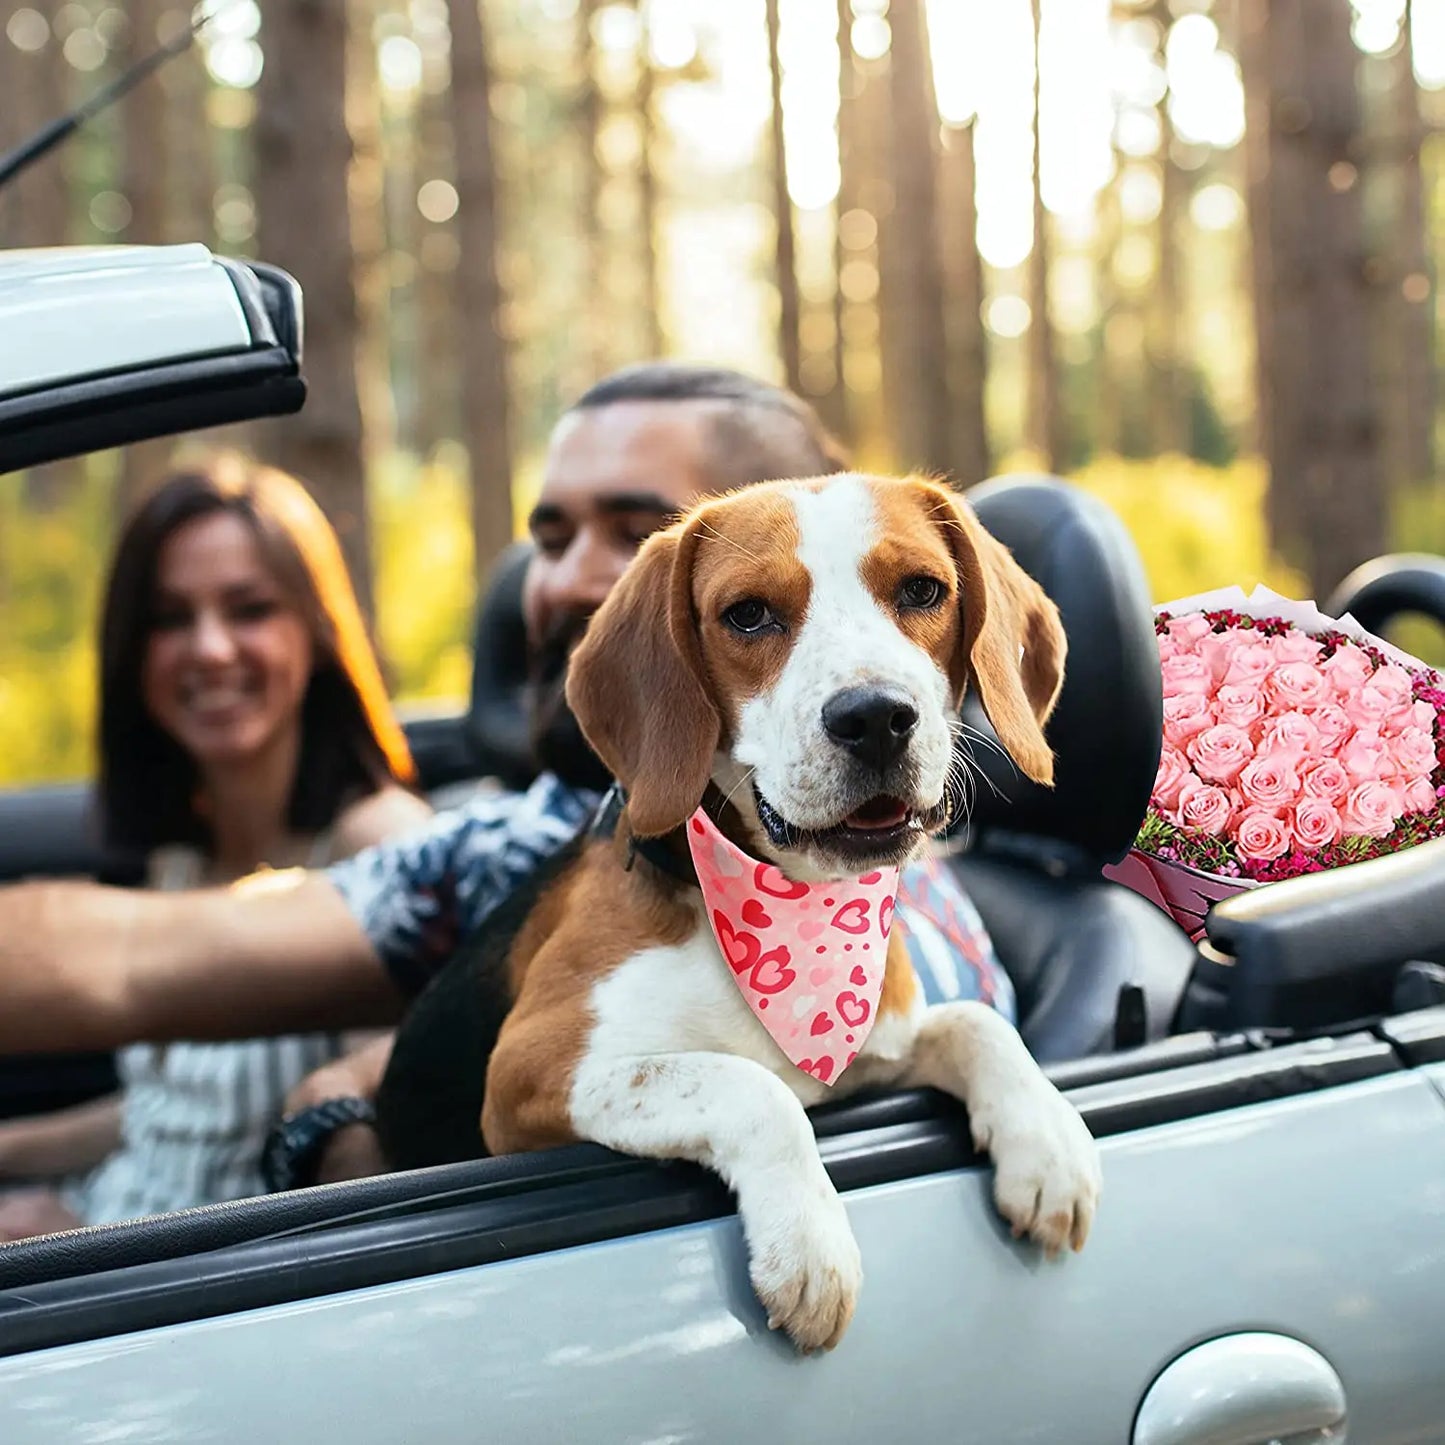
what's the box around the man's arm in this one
[0,870,406,1054]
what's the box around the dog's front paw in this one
[973,1084,1101,1256]
[746,1185,863,1353]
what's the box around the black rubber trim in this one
[213,256,278,349]
[1377,1006,1445,1065]
[0,1030,1398,1359]
[0,351,305,475]
[1065,1031,1395,1136]
[244,260,303,356]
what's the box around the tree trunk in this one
[2,7,69,248]
[633,0,663,358]
[119,0,175,512]
[165,31,216,248]
[447,0,515,581]
[575,0,608,383]
[820,0,854,443]
[1025,0,1065,472]
[414,83,460,453]
[11,9,76,510]
[764,0,803,396]
[1094,158,1125,456]
[1393,0,1434,489]
[877,0,952,474]
[253,0,374,618]
[347,0,394,461]
[938,121,990,486]
[0,9,28,247]
[1149,98,1189,455]
[1240,0,1384,595]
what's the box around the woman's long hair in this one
[98,452,417,859]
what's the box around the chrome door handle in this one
[1134,1332,1348,1445]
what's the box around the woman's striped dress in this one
[65,842,349,1226]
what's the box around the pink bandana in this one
[686,807,901,1086]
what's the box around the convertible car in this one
[1,244,1444,1445]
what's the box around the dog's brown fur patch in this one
[481,840,698,1153]
[880,923,920,1020]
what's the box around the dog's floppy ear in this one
[566,516,720,837]
[924,482,1066,787]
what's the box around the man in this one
[0,364,1010,1191]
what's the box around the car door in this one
[0,1017,1441,1444]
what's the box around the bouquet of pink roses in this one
[1103,585,1445,940]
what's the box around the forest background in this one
[3,0,1444,786]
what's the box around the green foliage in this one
[0,465,113,786]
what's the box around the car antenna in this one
[0,0,236,192]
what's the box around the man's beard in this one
[527,611,615,793]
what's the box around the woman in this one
[0,452,431,1236]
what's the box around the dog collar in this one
[592,783,699,885]
[685,805,900,1087]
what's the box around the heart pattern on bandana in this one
[741,898,772,929]
[750,947,796,994]
[687,808,901,1086]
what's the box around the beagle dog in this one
[479,473,1101,1353]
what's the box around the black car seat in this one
[944,476,1196,1061]
[463,476,1198,1062]
[465,539,536,792]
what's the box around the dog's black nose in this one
[821,686,919,773]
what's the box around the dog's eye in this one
[722,598,775,634]
[898,576,944,610]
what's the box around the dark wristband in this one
[262,1095,378,1193]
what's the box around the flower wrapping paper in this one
[1103,584,1445,942]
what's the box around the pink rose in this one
[1268,662,1328,711]
[1290,797,1343,851]
[1339,728,1392,781]
[1165,614,1213,649]
[1222,642,1278,688]
[1176,780,1232,836]
[1152,748,1194,813]
[1214,683,1267,731]
[1163,692,1214,748]
[1238,756,1302,813]
[1335,687,1392,734]
[1382,698,1422,735]
[1269,631,1324,665]
[1322,644,1375,695]
[1156,635,1180,663]
[1234,810,1290,861]
[1388,726,1438,783]
[1308,703,1353,752]
[1301,758,1351,804]
[1408,699,1438,733]
[1187,723,1255,785]
[1369,664,1415,708]
[1257,710,1320,764]
[1196,629,1253,684]
[1161,653,1214,697]
[1341,781,1403,839]
[1401,776,1440,815]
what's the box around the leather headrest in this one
[955,475,1162,865]
[465,539,537,791]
